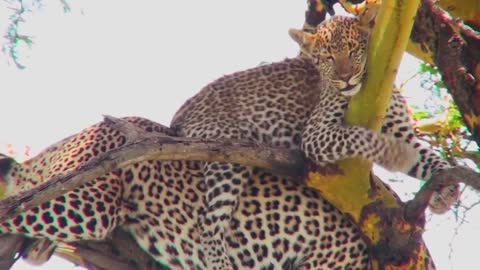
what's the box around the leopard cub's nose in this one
[336,71,352,82]
[335,57,353,82]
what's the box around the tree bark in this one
[411,0,480,146]
[0,116,304,224]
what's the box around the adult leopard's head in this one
[0,154,15,199]
[289,7,377,96]
[0,153,42,199]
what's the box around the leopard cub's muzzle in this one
[339,82,362,96]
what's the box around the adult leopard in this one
[0,6,449,270]
[0,116,435,269]
[170,4,459,270]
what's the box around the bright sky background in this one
[0,1,478,269]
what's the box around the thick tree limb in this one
[411,0,480,146]
[0,116,304,224]
[305,1,480,269]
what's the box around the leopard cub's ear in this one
[288,29,315,48]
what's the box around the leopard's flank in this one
[1,117,389,269]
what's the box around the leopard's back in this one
[171,58,320,149]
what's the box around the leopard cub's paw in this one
[380,138,418,173]
[429,183,460,214]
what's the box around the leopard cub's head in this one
[289,7,377,96]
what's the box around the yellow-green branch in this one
[306,1,433,269]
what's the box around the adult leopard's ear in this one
[357,0,381,34]
[288,29,315,48]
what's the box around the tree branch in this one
[411,0,480,146]
[0,235,28,269]
[317,0,480,145]
[59,228,170,270]
[305,1,480,268]
[3,0,34,69]
[0,114,479,269]
[0,116,305,224]
[1,228,169,270]
[406,167,480,222]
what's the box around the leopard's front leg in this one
[301,95,418,173]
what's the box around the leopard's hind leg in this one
[0,173,124,263]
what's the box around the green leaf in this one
[412,111,432,120]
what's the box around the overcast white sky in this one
[0,1,479,269]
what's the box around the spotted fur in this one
[0,116,406,269]
[170,11,458,270]
[0,9,452,270]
